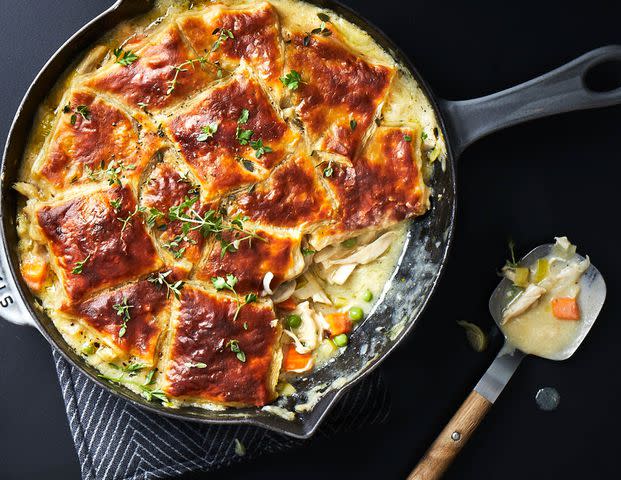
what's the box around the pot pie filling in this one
[14,0,445,410]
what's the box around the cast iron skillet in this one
[2,0,621,439]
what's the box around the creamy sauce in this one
[500,239,587,359]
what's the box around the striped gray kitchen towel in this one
[53,350,390,480]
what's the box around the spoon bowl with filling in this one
[408,237,607,480]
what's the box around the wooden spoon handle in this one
[407,390,492,480]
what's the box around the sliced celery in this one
[534,258,550,283]
[513,267,530,287]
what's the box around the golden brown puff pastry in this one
[228,154,334,232]
[310,126,430,250]
[284,29,395,160]
[32,89,160,190]
[61,278,171,364]
[85,23,219,112]
[161,284,281,407]
[164,73,300,200]
[177,2,284,91]
[196,227,305,294]
[35,185,162,302]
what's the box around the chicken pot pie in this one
[15,0,445,409]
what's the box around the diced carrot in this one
[283,345,313,372]
[551,297,581,320]
[276,298,298,311]
[20,256,48,292]
[325,312,353,337]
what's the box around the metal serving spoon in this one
[408,243,607,480]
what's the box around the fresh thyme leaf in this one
[236,127,254,145]
[227,339,246,363]
[197,122,218,142]
[110,199,122,211]
[350,119,357,131]
[238,108,250,124]
[71,254,91,275]
[186,362,208,369]
[404,134,412,142]
[113,297,133,338]
[62,103,71,113]
[249,138,272,158]
[117,206,144,233]
[323,159,334,178]
[70,114,77,125]
[301,247,316,256]
[123,362,147,373]
[76,105,90,120]
[421,131,428,141]
[144,369,156,385]
[166,55,209,95]
[148,270,185,299]
[280,70,302,90]
[212,275,257,321]
[113,47,139,66]
[317,12,331,22]
[146,207,165,228]
[210,28,234,53]
[303,35,311,47]
[505,238,518,269]
[243,322,248,330]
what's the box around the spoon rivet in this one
[451,431,461,441]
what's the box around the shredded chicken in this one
[293,272,331,304]
[271,280,296,303]
[316,231,397,285]
[502,284,547,324]
[283,301,327,354]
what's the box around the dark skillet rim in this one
[0,0,458,439]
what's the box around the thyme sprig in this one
[211,274,257,321]
[147,270,185,299]
[210,28,234,53]
[98,367,168,403]
[166,55,209,95]
[112,297,133,338]
[71,254,91,275]
[226,339,247,362]
[117,206,145,233]
[165,196,265,258]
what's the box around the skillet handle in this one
[440,45,621,157]
[407,390,492,480]
[0,249,36,328]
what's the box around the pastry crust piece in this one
[196,227,305,294]
[33,90,159,190]
[85,24,218,112]
[177,2,284,89]
[63,279,170,363]
[285,30,395,160]
[36,185,162,302]
[140,159,207,262]
[164,73,299,200]
[161,285,282,407]
[229,154,333,232]
[310,126,430,249]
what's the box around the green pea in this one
[362,290,373,302]
[286,314,302,329]
[341,238,357,248]
[333,334,348,347]
[348,306,364,322]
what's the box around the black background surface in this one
[1,0,620,478]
